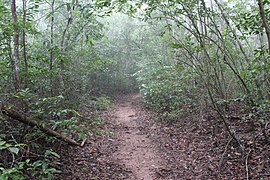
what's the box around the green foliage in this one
[0,139,59,179]
[0,138,24,154]
[0,159,59,180]
[252,99,270,124]
[7,89,105,144]
[141,78,196,111]
[0,166,24,180]
[138,60,199,120]
[93,96,111,110]
[1,0,270,178]
[30,94,94,140]
[33,95,65,118]
[235,0,270,36]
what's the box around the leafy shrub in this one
[159,109,183,123]
[141,80,184,112]
[94,96,111,110]
[0,159,59,180]
[0,139,59,179]
[1,89,111,179]
[139,64,198,114]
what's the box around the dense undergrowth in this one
[0,89,111,179]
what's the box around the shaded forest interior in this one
[0,0,270,179]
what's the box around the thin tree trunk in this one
[22,0,28,88]
[258,0,270,53]
[214,0,250,63]
[11,0,20,92]
[50,0,55,97]
[59,9,73,95]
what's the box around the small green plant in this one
[0,139,60,180]
[87,96,111,111]
[0,166,24,180]
[160,109,183,123]
[0,138,24,154]
[0,159,59,180]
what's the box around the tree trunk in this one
[22,0,28,88]
[0,103,83,147]
[11,0,20,92]
[50,0,55,97]
[58,7,73,96]
[258,0,270,53]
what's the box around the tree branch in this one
[0,103,83,147]
[258,0,270,53]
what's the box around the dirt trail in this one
[58,93,270,179]
[113,94,162,180]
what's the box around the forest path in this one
[112,93,162,180]
[59,93,270,179]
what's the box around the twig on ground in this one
[80,138,87,147]
[10,134,17,168]
[1,104,82,147]
[245,149,252,180]
[219,138,232,172]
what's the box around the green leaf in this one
[45,150,60,158]
[8,147,19,155]
[14,143,26,147]
[0,146,7,150]
[170,43,183,49]
[0,140,6,146]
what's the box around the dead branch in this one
[219,138,232,172]
[0,103,83,147]
[262,121,270,144]
[245,149,252,180]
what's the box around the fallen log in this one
[0,103,83,147]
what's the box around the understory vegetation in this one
[0,0,270,179]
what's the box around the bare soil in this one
[57,93,270,179]
[112,93,162,180]
[57,93,163,179]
